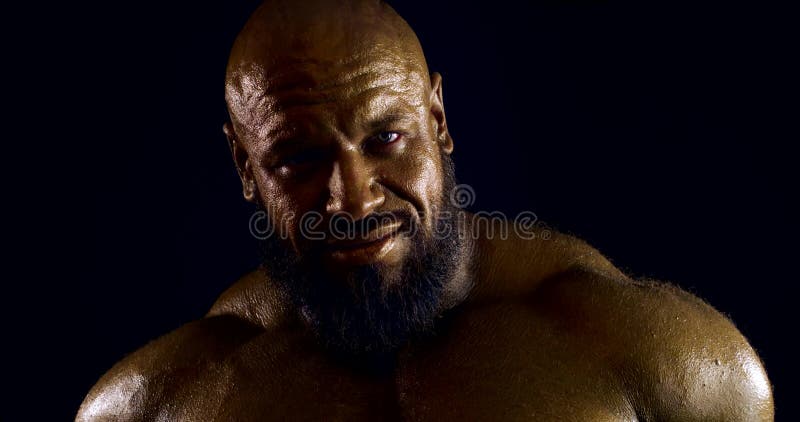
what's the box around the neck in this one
[438,210,478,312]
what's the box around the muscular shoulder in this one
[206,268,291,329]
[471,223,625,298]
[533,267,774,421]
[77,314,264,421]
[77,272,280,421]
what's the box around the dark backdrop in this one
[10,1,796,420]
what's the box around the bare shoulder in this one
[206,268,292,329]
[475,223,772,419]
[77,270,279,421]
[76,314,263,421]
[532,264,774,421]
[470,222,625,298]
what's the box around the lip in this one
[325,221,403,265]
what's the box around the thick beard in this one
[257,153,464,361]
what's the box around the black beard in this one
[257,153,465,361]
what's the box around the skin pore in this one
[223,0,474,358]
[254,150,467,359]
[77,1,774,420]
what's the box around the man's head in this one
[223,0,466,357]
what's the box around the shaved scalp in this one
[225,0,431,133]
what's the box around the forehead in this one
[230,49,429,142]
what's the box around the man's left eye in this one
[375,132,400,144]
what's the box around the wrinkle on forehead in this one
[229,50,428,139]
[251,76,426,148]
[225,0,430,136]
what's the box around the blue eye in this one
[376,132,400,144]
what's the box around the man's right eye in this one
[275,150,326,171]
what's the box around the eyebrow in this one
[263,108,417,157]
[366,113,416,133]
[266,133,319,158]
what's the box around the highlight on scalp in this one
[224,0,431,131]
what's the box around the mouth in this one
[324,221,403,266]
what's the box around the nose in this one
[325,150,384,220]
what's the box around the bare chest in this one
[165,304,637,421]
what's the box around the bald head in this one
[221,0,455,247]
[225,0,431,131]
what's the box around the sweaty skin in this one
[78,1,773,420]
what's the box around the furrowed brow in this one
[367,112,415,133]
[266,134,318,157]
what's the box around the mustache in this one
[327,209,419,240]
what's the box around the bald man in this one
[77,1,773,420]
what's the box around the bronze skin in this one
[77,0,774,420]
[255,150,466,359]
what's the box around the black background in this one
[9,1,796,420]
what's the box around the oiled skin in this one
[77,1,773,419]
[77,228,773,421]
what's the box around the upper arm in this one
[613,280,774,421]
[77,315,264,421]
[536,267,773,421]
[76,353,159,421]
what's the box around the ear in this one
[223,122,258,203]
[429,72,454,154]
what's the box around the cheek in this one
[416,158,446,228]
[253,171,324,253]
[384,140,445,229]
